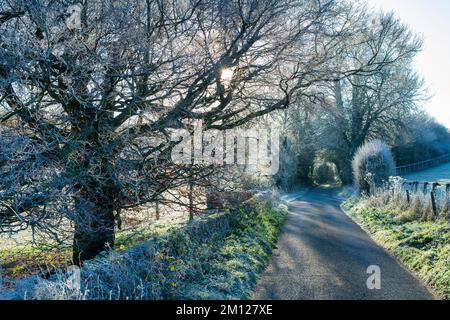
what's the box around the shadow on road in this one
[252,187,434,300]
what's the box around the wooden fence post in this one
[445,185,450,212]
[432,183,439,193]
[401,180,449,218]
[423,182,429,194]
[430,191,437,217]
[432,183,440,217]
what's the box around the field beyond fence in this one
[396,153,450,175]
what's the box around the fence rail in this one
[396,153,450,175]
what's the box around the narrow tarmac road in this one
[253,188,434,300]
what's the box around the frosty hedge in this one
[2,195,287,300]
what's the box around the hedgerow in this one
[2,195,287,300]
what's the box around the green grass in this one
[342,200,450,299]
[0,246,70,280]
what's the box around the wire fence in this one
[396,153,450,175]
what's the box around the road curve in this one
[252,188,434,300]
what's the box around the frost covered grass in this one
[0,217,188,281]
[2,195,287,300]
[342,199,450,299]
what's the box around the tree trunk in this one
[188,178,194,222]
[337,158,353,186]
[155,199,160,220]
[72,174,119,266]
[72,201,116,266]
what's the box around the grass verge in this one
[2,195,287,300]
[0,219,187,281]
[342,200,449,299]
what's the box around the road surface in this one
[252,188,434,300]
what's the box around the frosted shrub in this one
[352,140,396,196]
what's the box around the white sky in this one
[367,0,450,129]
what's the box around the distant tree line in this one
[391,114,450,166]
[272,7,450,188]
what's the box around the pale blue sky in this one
[367,0,450,129]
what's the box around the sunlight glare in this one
[221,68,234,84]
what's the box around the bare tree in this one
[0,1,423,264]
[0,0,344,264]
